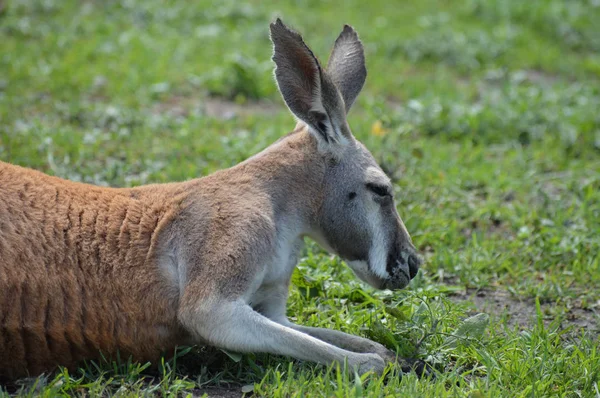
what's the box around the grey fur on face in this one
[270,18,421,289]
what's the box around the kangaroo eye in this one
[366,183,391,197]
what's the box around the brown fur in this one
[0,129,320,379]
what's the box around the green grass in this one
[1,0,599,396]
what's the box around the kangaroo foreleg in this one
[178,300,386,375]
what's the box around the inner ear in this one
[308,110,331,143]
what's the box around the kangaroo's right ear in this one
[326,25,367,113]
[270,18,347,146]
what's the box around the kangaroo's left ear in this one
[326,25,367,113]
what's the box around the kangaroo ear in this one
[270,18,347,146]
[326,25,367,113]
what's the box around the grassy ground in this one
[1,0,599,396]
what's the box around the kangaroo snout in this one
[407,249,421,279]
[385,246,421,290]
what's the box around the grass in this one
[1,0,599,396]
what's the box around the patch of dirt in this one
[193,386,244,398]
[516,69,561,85]
[203,98,281,119]
[460,218,514,240]
[152,96,282,120]
[449,288,600,336]
[481,68,562,87]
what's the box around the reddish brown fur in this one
[0,129,322,379]
[0,161,193,379]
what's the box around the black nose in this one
[408,253,421,279]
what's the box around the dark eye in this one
[348,192,357,200]
[366,183,391,197]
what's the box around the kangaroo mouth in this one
[348,251,420,291]
[347,260,387,289]
[382,248,421,290]
[382,260,411,290]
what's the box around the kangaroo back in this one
[0,162,186,379]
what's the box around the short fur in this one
[0,19,421,380]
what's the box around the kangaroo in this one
[0,19,422,380]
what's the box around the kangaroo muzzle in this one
[384,249,421,290]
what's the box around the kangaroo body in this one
[0,20,422,380]
[0,130,314,378]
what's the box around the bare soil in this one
[194,386,245,398]
[449,288,599,337]
[152,96,282,120]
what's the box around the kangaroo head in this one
[269,19,421,290]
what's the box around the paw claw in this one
[399,358,435,379]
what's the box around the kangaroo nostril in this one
[408,254,420,279]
